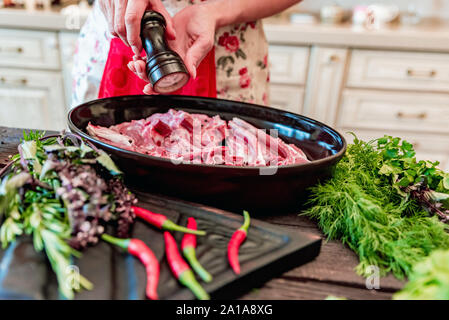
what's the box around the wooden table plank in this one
[0,126,405,300]
[0,127,25,169]
[261,216,406,291]
[240,277,395,300]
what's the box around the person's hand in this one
[128,3,217,94]
[98,0,176,56]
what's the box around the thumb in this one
[185,36,213,80]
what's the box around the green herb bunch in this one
[376,136,449,222]
[0,131,125,299]
[303,135,449,279]
[394,249,449,300]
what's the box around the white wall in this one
[294,0,449,19]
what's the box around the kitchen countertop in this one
[0,125,405,300]
[0,7,88,32]
[1,7,449,52]
[263,17,449,52]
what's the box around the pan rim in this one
[68,94,347,171]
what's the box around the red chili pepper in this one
[164,231,210,300]
[227,211,251,275]
[132,206,206,236]
[101,234,160,300]
[181,218,212,283]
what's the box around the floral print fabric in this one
[215,21,270,105]
[72,0,270,107]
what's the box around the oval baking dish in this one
[68,95,346,213]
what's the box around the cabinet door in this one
[268,45,309,85]
[348,49,449,93]
[0,68,66,130]
[59,32,79,108]
[338,89,449,135]
[0,29,60,70]
[303,46,348,125]
[269,84,304,114]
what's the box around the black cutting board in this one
[0,189,321,300]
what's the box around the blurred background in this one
[0,0,448,168]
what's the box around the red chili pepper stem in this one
[227,211,251,275]
[179,269,210,300]
[181,218,212,283]
[164,232,210,300]
[101,233,130,250]
[101,234,160,300]
[239,211,251,233]
[182,247,212,283]
[132,206,206,236]
[163,219,206,236]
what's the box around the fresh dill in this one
[302,135,449,279]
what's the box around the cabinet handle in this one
[0,77,28,86]
[406,68,436,78]
[0,46,23,54]
[396,111,427,119]
[327,54,340,64]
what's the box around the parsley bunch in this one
[376,136,449,222]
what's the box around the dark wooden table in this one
[0,126,406,300]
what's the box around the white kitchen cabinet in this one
[268,45,309,85]
[269,84,304,114]
[0,68,66,130]
[338,89,449,135]
[303,46,348,125]
[268,45,308,115]
[348,49,449,93]
[59,31,79,108]
[0,29,60,70]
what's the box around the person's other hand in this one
[129,3,217,94]
[98,0,176,56]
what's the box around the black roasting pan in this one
[68,95,346,213]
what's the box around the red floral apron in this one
[98,38,217,99]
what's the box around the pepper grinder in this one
[140,11,190,94]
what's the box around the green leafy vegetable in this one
[0,130,131,299]
[96,150,123,175]
[394,249,449,300]
[302,135,449,279]
[375,136,449,221]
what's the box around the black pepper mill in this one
[140,11,190,93]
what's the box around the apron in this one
[97,37,217,99]
[71,0,269,108]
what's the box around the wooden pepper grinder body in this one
[140,11,190,93]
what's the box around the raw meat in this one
[86,109,309,166]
